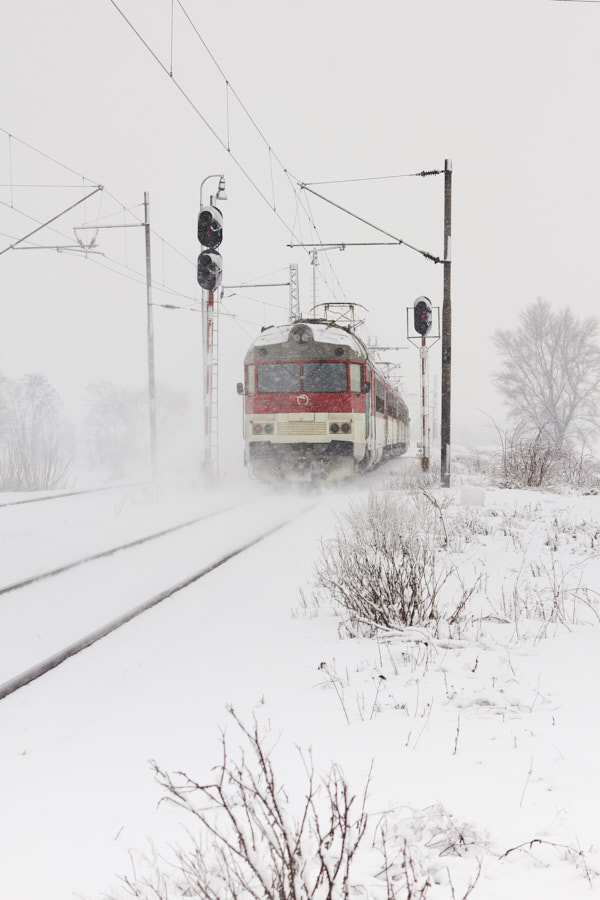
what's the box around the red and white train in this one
[238,318,410,483]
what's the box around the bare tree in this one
[83,382,147,478]
[0,373,72,490]
[492,298,600,448]
[83,382,194,479]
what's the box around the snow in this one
[1,463,600,898]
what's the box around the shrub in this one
[109,709,369,900]
[313,493,459,636]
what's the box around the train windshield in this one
[303,362,347,393]
[257,363,301,393]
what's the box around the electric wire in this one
[107,0,295,239]
[0,128,96,185]
[0,184,92,188]
[1,128,195,273]
[0,133,201,308]
[0,194,198,307]
[106,0,350,303]
[223,291,287,311]
[304,171,443,185]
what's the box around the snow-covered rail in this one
[0,498,317,702]
[0,480,151,508]
[0,500,246,596]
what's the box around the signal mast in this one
[409,296,435,470]
[197,176,226,478]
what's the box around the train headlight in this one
[252,423,263,435]
[263,423,274,434]
[329,422,340,434]
[341,422,351,434]
[290,325,311,344]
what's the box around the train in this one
[237,318,410,483]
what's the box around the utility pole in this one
[440,159,452,487]
[13,188,158,481]
[310,250,319,307]
[144,192,157,480]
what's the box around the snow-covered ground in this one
[1,460,600,899]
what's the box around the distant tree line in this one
[0,374,192,491]
[0,374,72,491]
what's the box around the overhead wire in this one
[304,171,443,185]
[0,127,96,185]
[107,0,297,243]
[0,129,200,307]
[1,127,195,270]
[0,192,198,306]
[223,291,287,311]
[302,191,348,306]
[107,0,350,305]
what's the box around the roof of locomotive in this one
[245,319,369,363]
[244,319,408,411]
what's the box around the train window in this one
[375,380,385,413]
[349,363,361,393]
[303,362,347,393]
[257,363,301,393]
[245,365,255,394]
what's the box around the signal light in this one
[197,250,223,292]
[197,204,223,291]
[413,296,432,337]
[197,205,223,250]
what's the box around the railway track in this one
[0,480,150,508]
[0,499,247,596]
[0,497,317,702]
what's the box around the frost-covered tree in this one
[492,298,600,448]
[83,381,194,479]
[83,382,147,478]
[0,373,72,490]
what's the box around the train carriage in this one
[238,319,410,483]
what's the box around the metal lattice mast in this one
[210,293,220,476]
[420,337,431,467]
[288,263,300,322]
[202,289,216,475]
[440,159,452,486]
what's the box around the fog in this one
[1,0,599,478]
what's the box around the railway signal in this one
[197,249,223,291]
[413,296,432,336]
[198,176,227,480]
[197,204,223,249]
[197,204,223,291]
[411,296,433,471]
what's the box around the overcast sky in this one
[1,0,598,454]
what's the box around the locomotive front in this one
[239,321,369,483]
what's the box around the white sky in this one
[1,0,599,453]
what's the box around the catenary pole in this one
[144,192,157,480]
[440,160,452,487]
